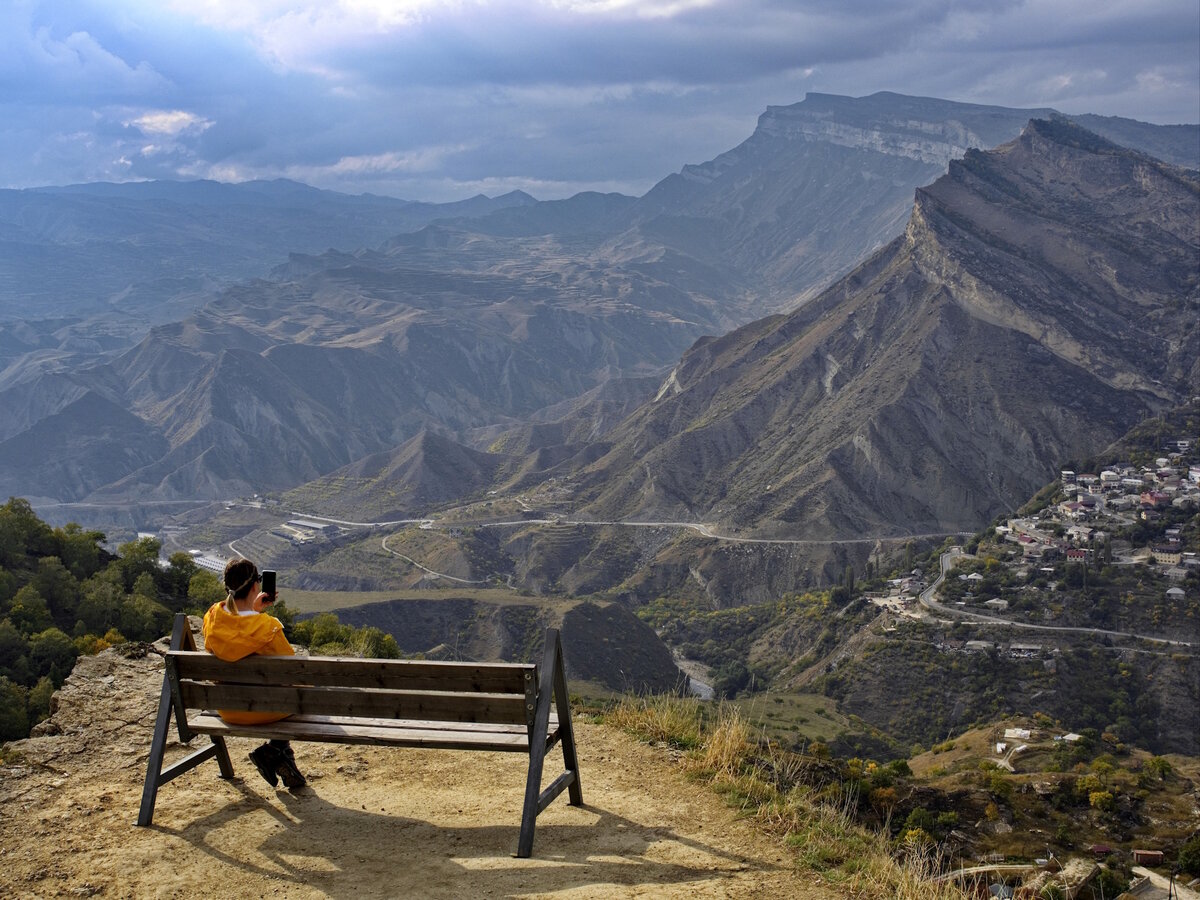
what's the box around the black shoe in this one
[249,744,281,788]
[276,749,306,790]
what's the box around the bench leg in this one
[211,735,235,779]
[517,628,584,857]
[551,639,583,808]
[517,739,547,858]
[138,661,235,826]
[137,673,175,826]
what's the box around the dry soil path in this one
[0,644,841,899]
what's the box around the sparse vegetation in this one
[604,695,972,899]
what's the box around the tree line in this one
[0,498,246,740]
[0,498,401,743]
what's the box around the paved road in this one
[919,548,1196,648]
[379,533,487,585]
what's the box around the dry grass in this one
[606,696,971,900]
[604,695,704,749]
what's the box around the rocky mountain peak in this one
[511,119,1200,601]
[752,91,1053,168]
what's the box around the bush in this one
[1179,835,1200,877]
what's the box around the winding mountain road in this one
[918,548,1196,648]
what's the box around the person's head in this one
[222,558,260,612]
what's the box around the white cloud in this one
[127,110,214,137]
[548,0,716,18]
[0,0,1195,196]
[165,0,471,71]
[324,146,471,174]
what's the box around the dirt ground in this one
[0,639,842,899]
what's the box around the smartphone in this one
[261,569,277,603]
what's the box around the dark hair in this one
[223,558,260,608]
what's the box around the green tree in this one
[27,675,55,726]
[1144,756,1173,780]
[988,771,1013,800]
[0,676,29,740]
[119,594,171,642]
[0,565,15,607]
[75,573,125,636]
[29,628,77,684]
[0,498,55,568]
[115,537,162,592]
[187,570,225,609]
[162,553,199,607]
[268,598,295,635]
[54,523,106,580]
[294,612,351,649]
[1095,867,1130,898]
[350,626,400,659]
[8,585,53,635]
[132,572,158,602]
[0,617,24,663]
[33,557,81,628]
[1179,835,1200,877]
[1088,790,1115,812]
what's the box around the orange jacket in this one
[202,601,294,725]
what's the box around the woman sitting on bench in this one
[202,558,306,790]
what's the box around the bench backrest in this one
[165,651,538,727]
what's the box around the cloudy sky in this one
[4,0,1198,201]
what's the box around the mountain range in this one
[1,94,1197,578]
[278,116,1197,599]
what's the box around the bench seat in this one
[185,711,563,752]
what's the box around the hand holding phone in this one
[261,569,277,604]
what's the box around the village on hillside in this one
[868,435,1200,643]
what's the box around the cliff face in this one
[555,120,1198,547]
[621,92,1197,309]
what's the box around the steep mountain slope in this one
[0,391,169,500]
[5,227,729,501]
[288,430,511,522]
[543,119,1199,543]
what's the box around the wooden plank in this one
[198,712,558,734]
[186,713,535,752]
[186,711,559,733]
[177,681,530,724]
[169,651,532,694]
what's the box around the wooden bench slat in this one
[177,681,531,724]
[186,712,536,752]
[199,712,560,735]
[169,651,534,693]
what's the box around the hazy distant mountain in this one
[288,430,510,523]
[0,179,536,323]
[7,226,731,503]
[258,116,1199,603]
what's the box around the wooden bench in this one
[138,614,582,857]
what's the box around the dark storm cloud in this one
[1,1,1196,200]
